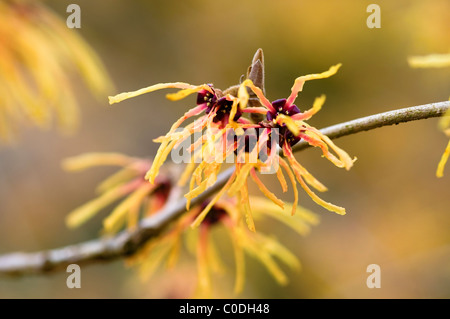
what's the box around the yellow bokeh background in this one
[0,0,450,298]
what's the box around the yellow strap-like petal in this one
[108,82,204,104]
[240,79,275,113]
[190,171,236,228]
[297,173,346,215]
[279,157,298,216]
[291,95,326,121]
[286,64,341,107]
[250,168,284,209]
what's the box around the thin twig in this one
[0,100,449,277]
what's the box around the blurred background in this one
[1,0,450,298]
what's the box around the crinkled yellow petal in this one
[297,173,346,215]
[238,81,250,110]
[185,163,220,209]
[291,95,326,121]
[300,131,344,168]
[145,139,178,183]
[437,139,450,178]
[286,64,342,106]
[276,166,288,193]
[279,157,298,216]
[304,125,355,170]
[283,144,328,192]
[250,168,284,209]
[408,54,450,68]
[240,79,275,113]
[166,84,214,101]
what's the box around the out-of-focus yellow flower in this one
[126,196,319,298]
[408,53,450,177]
[63,153,171,234]
[0,0,113,142]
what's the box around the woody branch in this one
[0,100,448,277]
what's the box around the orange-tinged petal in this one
[145,139,178,183]
[303,125,355,170]
[291,95,326,121]
[240,79,275,113]
[283,144,328,192]
[250,168,284,209]
[297,173,346,215]
[165,84,214,101]
[276,166,288,193]
[286,64,342,107]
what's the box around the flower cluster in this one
[66,50,353,296]
[109,51,354,232]
[0,0,112,141]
